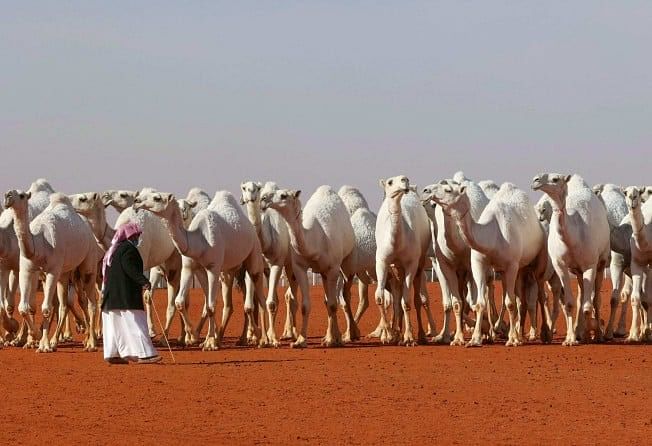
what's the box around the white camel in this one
[532,173,610,345]
[421,179,490,345]
[592,184,632,339]
[0,179,55,346]
[102,190,137,212]
[478,180,500,199]
[375,176,433,345]
[262,185,359,348]
[241,180,299,341]
[623,186,652,342]
[134,190,271,349]
[427,181,549,346]
[4,191,101,352]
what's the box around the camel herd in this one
[1,172,652,352]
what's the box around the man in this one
[101,222,161,364]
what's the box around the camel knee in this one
[326,303,337,315]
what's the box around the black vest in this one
[101,241,149,311]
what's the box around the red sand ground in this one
[1,281,651,445]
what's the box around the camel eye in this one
[80,197,87,202]
[388,179,393,186]
[154,196,161,202]
[120,193,127,198]
[280,193,287,199]
[19,193,24,199]
[552,178,558,183]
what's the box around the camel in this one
[241,180,299,342]
[375,175,433,346]
[134,189,271,349]
[4,191,101,352]
[421,179,490,345]
[0,179,55,346]
[593,184,633,339]
[532,173,610,345]
[262,185,359,348]
[623,186,652,342]
[533,195,563,335]
[426,181,549,347]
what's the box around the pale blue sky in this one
[2,1,651,210]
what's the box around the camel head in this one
[380,175,411,201]
[101,190,137,211]
[133,190,177,218]
[531,173,571,205]
[3,190,31,214]
[240,181,264,206]
[177,198,197,227]
[419,180,469,217]
[624,186,646,211]
[534,197,553,223]
[592,184,605,196]
[69,192,102,217]
[640,186,652,203]
[262,189,301,218]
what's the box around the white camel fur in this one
[1,179,56,345]
[4,190,101,352]
[532,173,610,345]
[134,189,271,349]
[426,181,549,346]
[262,185,359,347]
[623,186,652,342]
[375,176,433,345]
[241,180,299,341]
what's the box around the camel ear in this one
[166,193,175,202]
[26,192,32,199]
[239,197,245,205]
[639,186,646,195]
[92,192,99,201]
[240,182,246,190]
[292,190,301,198]
[379,179,385,189]
[459,185,467,194]
[134,190,140,198]
[564,175,572,182]
[256,182,263,188]
[188,200,197,208]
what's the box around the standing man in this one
[101,222,161,364]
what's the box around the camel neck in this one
[12,208,36,259]
[629,206,649,251]
[454,207,494,257]
[87,208,114,251]
[162,203,196,258]
[246,200,270,253]
[285,210,317,261]
[387,197,404,248]
[549,202,576,251]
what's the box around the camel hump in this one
[49,192,72,206]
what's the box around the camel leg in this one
[265,265,283,347]
[37,272,60,353]
[449,276,466,346]
[419,273,437,338]
[354,277,369,324]
[399,267,417,347]
[200,269,222,351]
[163,266,181,344]
[322,271,343,347]
[433,260,454,344]
[216,273,235,347]
[592,266,605,343]
[413,271,427,344]
[291,268,310,348]
[80,271,99,351]
[525,277,538,341]
[2,269,20,342]
[548,275,562,334]
[174,260,199,345]
[615,274,632,337]
[144,267,161,338]
[193,268,209,337]
[627,265,645,342]
[578,267,598,343]
[467,259,487,347]
[249,269,270,347]
[503,266,522,347]
[374,262,393,343]
[50,278,72,351]
[16,269,39,348]
[340,275,360,343]
[605,256,625,340]
[281,282,298,340]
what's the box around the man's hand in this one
[143,282,152,291]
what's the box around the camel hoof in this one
[201,337,219,351]
[450,338,465,346]
[321,336,343,348]
[291,336,307,348]
[280,332,297,341]
[613,330,627,338]
[465,338,482,348]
